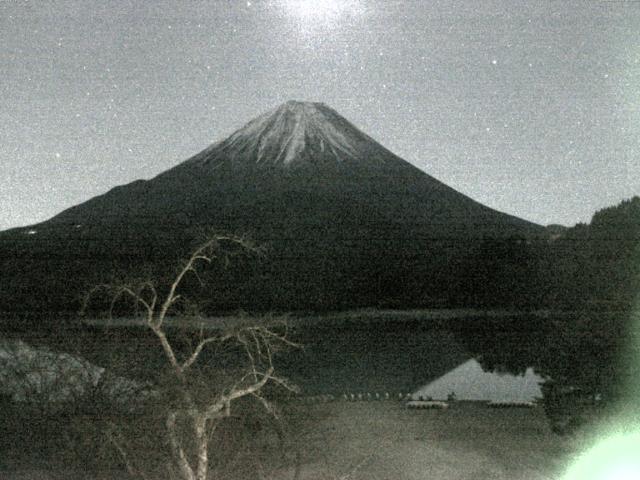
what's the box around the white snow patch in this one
[218,101,363,166]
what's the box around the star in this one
[2,0,638,231]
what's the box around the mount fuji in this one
[46,101,535,233]
[2,101,543,313]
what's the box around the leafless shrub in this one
[82,233,300,480]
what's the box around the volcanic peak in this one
[193,100,392,170]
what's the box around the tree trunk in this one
[167,411,196,480]
[195,415,209,480]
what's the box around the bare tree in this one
[82,234,299,480]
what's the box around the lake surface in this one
[2,309,627,401]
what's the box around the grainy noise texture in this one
[2,0,639,230]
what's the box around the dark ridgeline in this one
[0,101,546,318]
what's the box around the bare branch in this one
[247,325,302,350]
[138,280,158,314]
[150,325,181,372]
[80,283,110,317]
[227,367,275,402]
[237,334,258,381]
[157,239,217,325]
[252,392,278,418]
[181,335,231,372]
[265,374,300,395]
[204,367,275,420]
[119,286,153,317]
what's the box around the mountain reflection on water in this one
[275,311,624,401]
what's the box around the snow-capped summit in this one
[186,100,401,170]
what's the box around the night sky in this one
[2,0,639,230]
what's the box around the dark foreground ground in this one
[1,400,588,480]
[285,401,580,480]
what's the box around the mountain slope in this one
[46,101,536,235]
[1,101,543,314]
